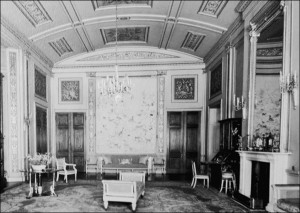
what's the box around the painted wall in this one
[96,76,157,154]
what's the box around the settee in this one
[270,184,299,212]
[102,171,146,211]
[98,155,153,175]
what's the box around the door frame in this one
[165,109,202,174]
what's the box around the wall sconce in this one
[280,71,298,109]
[233,94,247,119]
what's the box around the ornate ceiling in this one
[1,1,251,69]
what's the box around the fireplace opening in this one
[251,161,270,209]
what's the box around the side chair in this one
[191,161,210,188]
[56,158,77,183]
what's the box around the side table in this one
[25,168,61,199]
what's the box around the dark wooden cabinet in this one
[219,118,242,151]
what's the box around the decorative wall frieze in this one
[78,51,178,62]
[198,0,228,18]
[87,72,96,77]
[8,51,19,173]
[157,76,165,153]
[256,47,283,57]
[13,1,52,27]
[88,79,96,153]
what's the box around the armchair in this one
[56,158,77,183]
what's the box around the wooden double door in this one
[167,111,200,174]
[56,113,85,172]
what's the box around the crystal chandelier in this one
[99,3,132,97]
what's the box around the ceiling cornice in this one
[235,1,252,13]
[1,17,53,68]
[204,14,243,64]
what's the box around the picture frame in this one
[34,66,47,101]
[58,78,82,104]
[171,75,198,103]
[209,63,222,99]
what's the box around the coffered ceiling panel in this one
[1,0,247,67]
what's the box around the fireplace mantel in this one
[236,151,291,211]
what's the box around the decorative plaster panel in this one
[181,32,205,52]
[157,76,165,153]
[88,79,96,153]
[49,37,73,57]
[96,77,157,154]
[198,1,228,18]
[8,51,19,173]
[13,1,52,27]
[101,27,149,44]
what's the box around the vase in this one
[31,164,46,172]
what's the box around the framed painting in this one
[58,78,82,104]
[35,66,47,101]
[171,75,198,103]
[210,63,222,99]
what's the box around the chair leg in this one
[191,178,195,187]
[225,179,228,194]
[220,179,224,192]
[132,202,137,211]
[193,179,197,188]
[65,175,68,183]
[207,178,209,188]
[56,174,59,181]
[75,173,77,182]
[104,201,108,210]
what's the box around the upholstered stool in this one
[219,172,236,194]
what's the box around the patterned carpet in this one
[1,179,249,212]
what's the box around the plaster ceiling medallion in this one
[101,27,149,44]
[181,32,205,52]
[91,0,152,10]
[49,37,73,57]
[198,0,228,18]
[77,51,179,62]
[13,1,52,27]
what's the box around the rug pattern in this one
[1,180,248,212]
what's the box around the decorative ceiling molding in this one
[101,26,149,44]
[91,0,152,11]
[198,0,228,18]
[234,1,252,13]
[12,1,52,27]
[77,51,179,62]
[49,37,73,57]
[204,14,243,64]
[1,17,53,68]
[181,32,205,52]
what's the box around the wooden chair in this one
[56,158,77,183]
[191,161,209,188]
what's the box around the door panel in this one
[56,113,85,172]
[167,111,200,174]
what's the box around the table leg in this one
[37,173,42,195]
[26,171,33,199]
[50,172,57,196]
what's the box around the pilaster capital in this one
[249,22,260,39]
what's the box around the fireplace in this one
[237,151,291,211]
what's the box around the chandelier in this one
[99,3,132,98]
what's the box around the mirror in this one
[248,2,285,152]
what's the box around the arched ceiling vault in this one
[1,1,251,71]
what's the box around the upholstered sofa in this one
[102,171,146,211]
[270,184,299,212]
[98,155,153,175]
